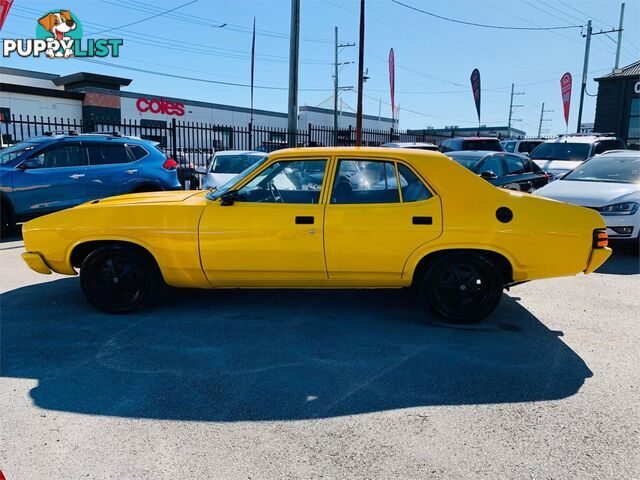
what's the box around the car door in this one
[84,142,138,199]
[324,158,442,284]
[198,157,329,286]
[13,141,88,216]
[500,154,536,191]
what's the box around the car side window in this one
[504,154,526,175]
[331,160,399,204]
[504,142,515,152]
[237,159,327,204]
[127,144,149,161]
[478,155,504,176]
[594,140,624,154]
[87,144,132,166]
[397,164,432,202]
[29,143,85,169]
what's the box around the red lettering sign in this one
[135,97,185,116]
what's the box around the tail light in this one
[593,229,608,248]
[543,172,549,181]
[162,157,178,170]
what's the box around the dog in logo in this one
[38,10,76,58]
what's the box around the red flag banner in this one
[560,72,572,128]
[0,0,14,31]
[388,48,395,121]
[470,68,481,124]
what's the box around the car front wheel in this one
[420,252,504,323]
[80,245,160,314]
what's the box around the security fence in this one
[0,114,450,168]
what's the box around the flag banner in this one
[470,68,481,124]
[389,48,395,121]
[0,0,14,31]
[560,72,572,128]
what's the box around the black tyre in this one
[0,202,15,233]
[420,252,504,323]
[80,245,160,314]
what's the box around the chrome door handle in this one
[69,174,85,179]
[125,169,139,175]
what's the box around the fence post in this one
[307,123,312,147]
[171,117,178,160]
[390,126,394,142]
[248,122,253,150]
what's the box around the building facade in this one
[407,125,527,139]
[593,61,640,149]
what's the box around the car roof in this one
[545,134,620,144]
[213,150,264,155]
[596,149,640,158]
[382,142,437,148]
[445,137,501,142]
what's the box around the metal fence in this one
[0,114,450,168]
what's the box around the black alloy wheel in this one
[80,245,159,314]
[421,252,504,323]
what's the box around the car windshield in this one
[0,142,38,164]
[446,153,483,170]
[462,140,502,151]
[207,155,270,199]
[563,155,640,184]
[529,142,591,161]
[211,153,264,174]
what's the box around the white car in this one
[529,134,625,178]
[534,150,640,242]
[201,150,265,190]
[381,141,438,151]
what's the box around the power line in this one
[390,0,582,30]
[88,0,200,36]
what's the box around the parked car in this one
[445,151,549,192]
[201,150,265,190]
[534,150,640,243]
[21,147,610,323]
[439,137,504,153]
[501,139,544,155]
[381,142,439,151]
[529,133,625,178]
[0,132,181,229]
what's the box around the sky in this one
[1,0,639,135]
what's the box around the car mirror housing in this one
[17,158,44,170]
[220,189,239,206]
[480,171,498,179]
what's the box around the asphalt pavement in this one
[0,230,638,480]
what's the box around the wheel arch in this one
[70,240,163,279]
[409,247,514,287]
[0,191,16,224]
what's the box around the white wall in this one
[0,91,82,121]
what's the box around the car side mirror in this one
[480,170,498,179]
[17,158,44,170]
[220,189,239,206]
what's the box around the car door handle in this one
[413,216,432,225]
[125,169,139,175]
[295,216,314,225]
[69,174,85,179]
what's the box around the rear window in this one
[593,139,625,155]
[211,154,264,174]
[517,141,543,154]
[128,144,149,160]
[529,143,591,161]
[462,139,503,152]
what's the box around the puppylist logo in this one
[2,9,123,59]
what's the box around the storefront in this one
[593,60,640,150]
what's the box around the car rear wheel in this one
[80,245,160,314]
[0,203,15,233]
[420,252,504,323]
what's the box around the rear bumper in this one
[21,251,52,275]
[584,247,612,274]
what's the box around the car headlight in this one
[597,202,639,216]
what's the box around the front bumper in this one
[584,247,612,274]
[21,251,52,275]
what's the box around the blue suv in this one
[0,132,182,229]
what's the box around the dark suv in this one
[1,132,181,229]
[439,137,504,153]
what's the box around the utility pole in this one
[287,0,300,147]
[355,0,365,147]
[333,27,355,145]
[615,2,625,69]
[507,83,524,139]
[537,102,554,138]
[576,18,623,132]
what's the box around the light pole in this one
[287,0,300,147]
[355,0,365,147]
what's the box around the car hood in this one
[534,179,640,207]
[531,159,583,175]
[87,190,203,206]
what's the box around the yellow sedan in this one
[21,147,611,323]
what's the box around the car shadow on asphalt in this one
[1,277,593,422]
[595,248,639,275]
